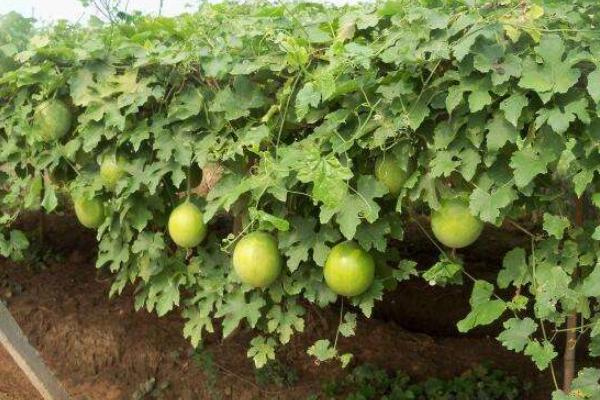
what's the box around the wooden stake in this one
[563,313,577,391]
[0,302,70,400]
[563,197,584,392]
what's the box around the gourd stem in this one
[186,165,192,200]
[333,298,344,351]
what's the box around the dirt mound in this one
[0,346,40,400]
[1,256,553,400]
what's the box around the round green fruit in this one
[168,201,207,248]
[74,196,105,229]
[324,241,375,297]
[431,198,484,249]
[33,99,72,141]
[100,155,127,191]
[375,155,408,196]
[232,231,282,288]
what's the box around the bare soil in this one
[0,214,555,400]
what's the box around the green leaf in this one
[457,280,506,333]
[570,368,600,397]
[468,86,492,113]
[452,25,497,61]
[589,337,600,358]
[279,217,341,271]
[296,82,321,120]
[133,234,166,281]
[497,247,529,289]
[146,272,182,317]
[497,317,538,352]
[339,353,353,368]
[0,230,29,261]
[97,235,130,274]
[469,280,496,307]
[355,220,390,252]
[301,269,337,307]
[167,87,204,121]
[323,175,387,240]
[533,264,573,319]
[285,146,353,208]
[310,156,353,208]
[407,94,431,130]
[574,169,595,197]
[338,312,357,337]
[248,336,277,368]
[469,183,516,224]
[422,259,462,286]
[307,339,337,362]
[457,298,506,332]
[519,35,581,97]
[591,319,600,338]
[524,340,557,370]
[393,260,418,282]
[430,150,460,178]
[215,291,266,338]
[235,125,271,155]
[473,44,522,85]
[445,77,492,114]
[210,77,267,121]
[543,213,570,239]
[205,173,262,221]
[500,93,528,127]
[266,303,305,344]
[592,193,600,209]
[587,68,600,104]
[536,98,590,134]
[458,147,480,181]
[510,143,556,188]
[41,180,58,212]
[183,305,215,348]
[581,266,600,297]
[68,68,96,106]
[351,279,384,318]
[24,174,42,210]
[249,208,290,232]
[486,112,519,151]
[445,85,464,114]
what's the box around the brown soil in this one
[0,346,40,399]
[0,214,554,400]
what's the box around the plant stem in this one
[333,298,344,350]
[563,196,583,392]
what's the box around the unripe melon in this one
[33,99,72,141]
[168,201,207,248]
[232,231,282,288]
[324,241,375,297]
[431,198,483,249]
